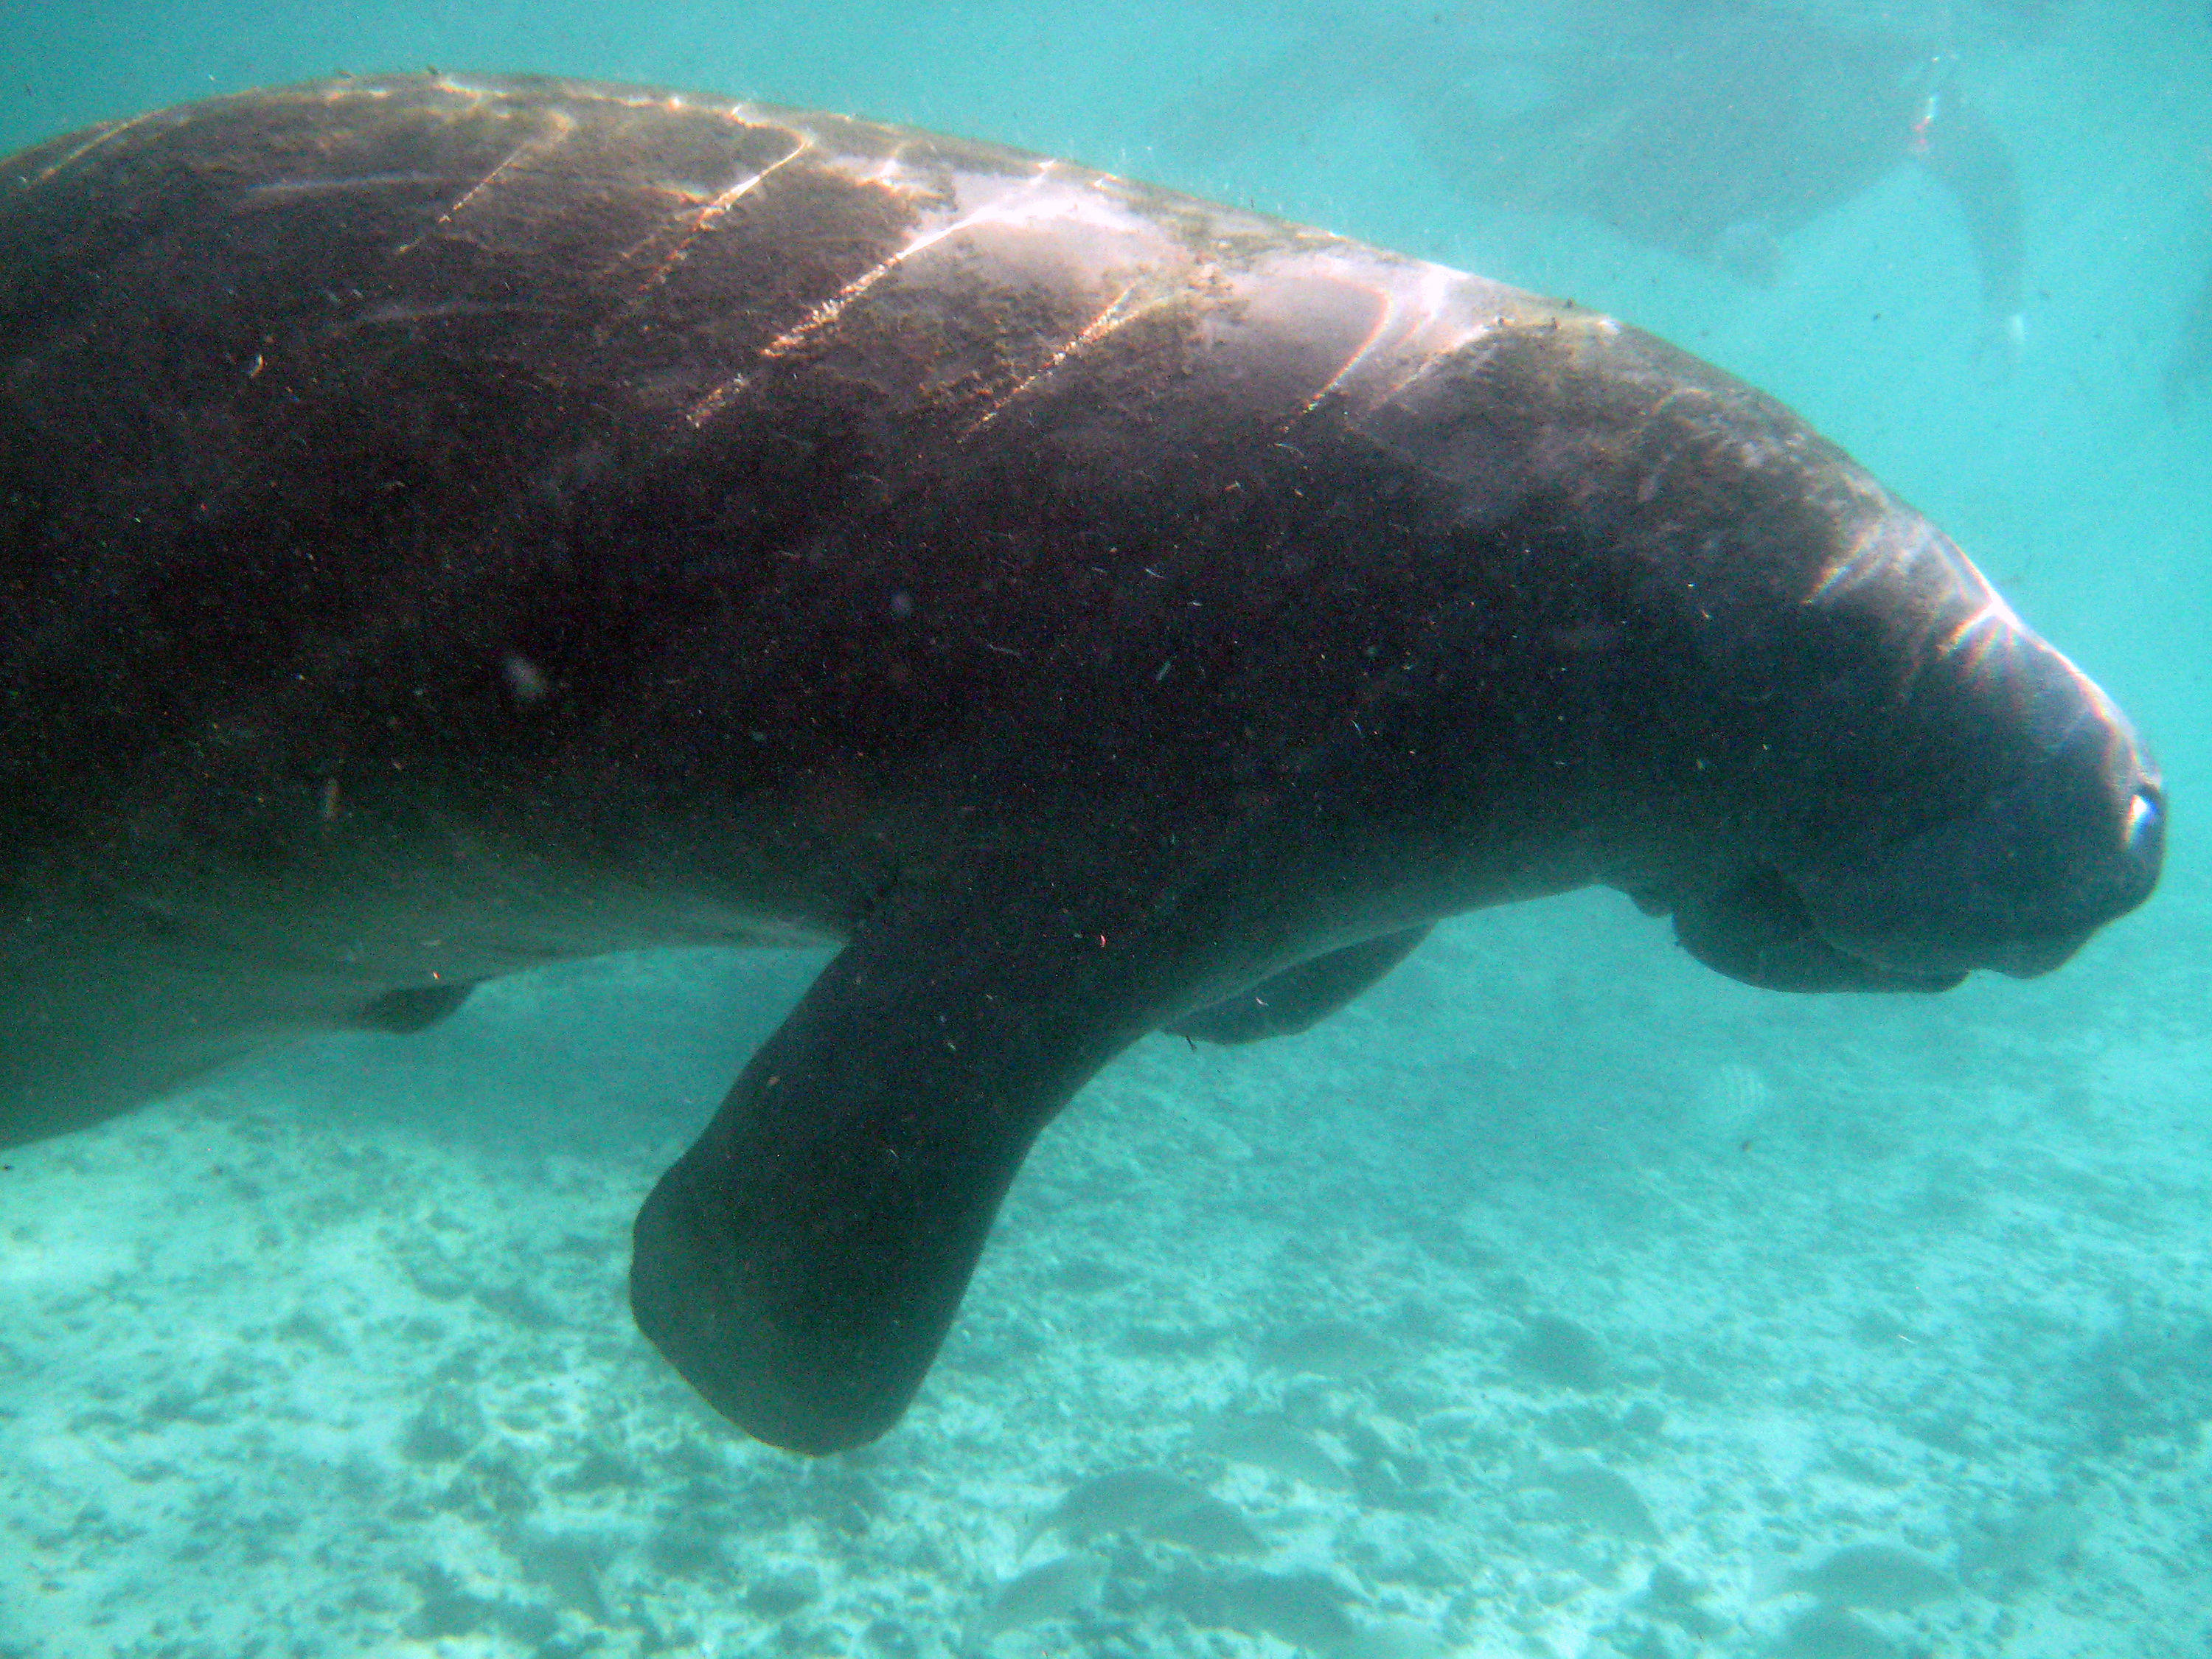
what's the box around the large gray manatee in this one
[0,75,2162,1453]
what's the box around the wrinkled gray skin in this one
[0,76,2162,1454]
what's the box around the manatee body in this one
[0,76,2161,1453]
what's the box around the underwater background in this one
[1,2,2206,1656]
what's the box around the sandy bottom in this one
[2,888,2206,1659]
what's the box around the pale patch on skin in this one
[1796,511,2073,714]
[15,113,150,188]
[1329,262,1562,411]
[242,173,450,202]
[625,133,813,293]
[681,373,752,429]
[1303,284,1402,416]
[961,282,1162,437]
[757,159,1079,360]
[1935,598,2028,675]
[394,111,577,256]
[1810,515,1938,602]
[299,77,1556,449]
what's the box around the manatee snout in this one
[1671,648,2162,995]
[1799,693,2163,982]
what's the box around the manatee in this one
[0,75,2162,1454]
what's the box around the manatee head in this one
[1672,695,2162,992]
[1660,496,2163,993]
[1450,319,2166,995]
[1769,641,2162,987]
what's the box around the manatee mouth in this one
[1797,769,2163,982]
[1677,764,2165,995]
[1672,866,1966,993]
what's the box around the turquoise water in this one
[1,4,2206,1656]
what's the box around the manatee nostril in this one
[2126,782,2163,849]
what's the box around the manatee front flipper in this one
[630,875,1169,1455]
[1168,926,1431,1044]
[350,981,476,1034]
